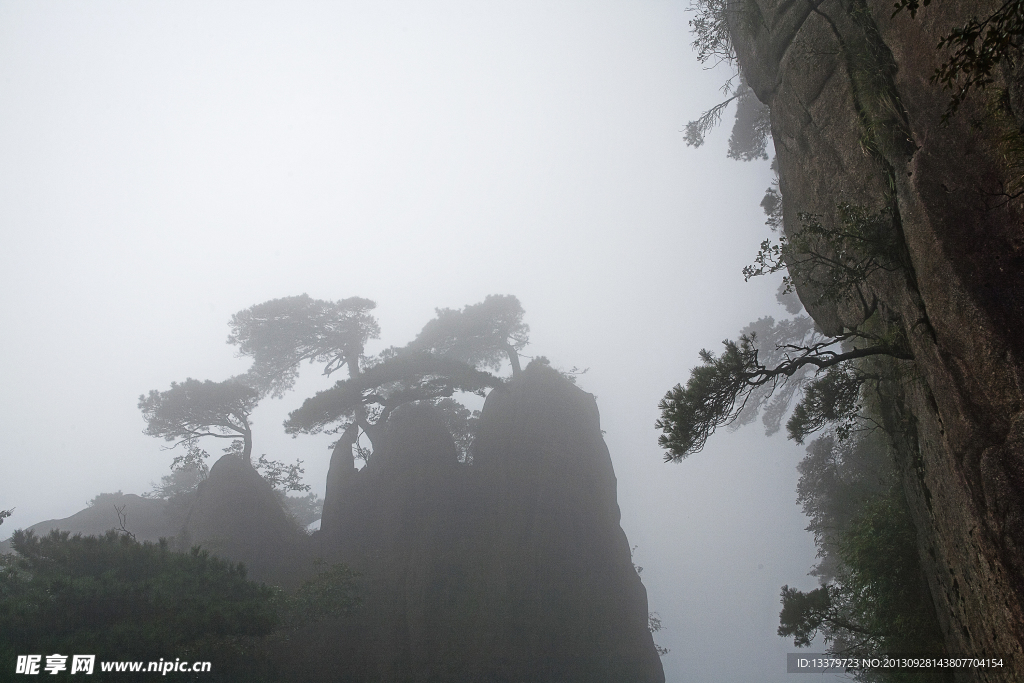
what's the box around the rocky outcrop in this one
[305,362,664,683]
[0,493,174,554]
[182,453,311,587]
[730,1,1024,679]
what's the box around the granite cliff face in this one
[729,1,1024,678]
[308,362,664,683]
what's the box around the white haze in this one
[0,2,842,680]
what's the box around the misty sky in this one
[0,2,842,680]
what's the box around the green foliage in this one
[841,507,946,667]
[796,434,889,572]
[0,530,280,662]
[0,509,10,527]
[227,294,380,398]
[0,531,360,681]
[787,364,864,444]
[657,337,761,460]
[894,0,1024,118]
[744,204,904,310]
[780,497,946,679]
[657,329,908,461]
[780,432,947,681]
[778,585,834,647]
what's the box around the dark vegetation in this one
[778,428,947,680]
[893,0,1024,118]
[1,293,540,680]
[3,293,668,681]
[0,529,357,681]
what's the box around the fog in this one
[0,2,840,680]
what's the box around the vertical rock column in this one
[471,362,665,683]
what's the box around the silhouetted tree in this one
[407,294,530,376]
[786,364,865,445]
[253,453,310,493]
[660,200,916,462]
[284,351,500,442]
[895,0,1024,118]
[727,315,818,435]
[656,331,911,461]
[230,294,520,464]
[139,378,260,465]
[743,204,906,315]
[227,294,380,398]
[688,0,732,66]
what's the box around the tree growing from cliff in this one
[688,0,732,65]
[778,434,947,672]
[742,204,907,314]
[895,0,1024,118]
[139,377,261,465]
[229,293,522,463]
[407,294,530,376]
[683,0,771,160]
[0,529,281,662]
[0,528,360,676]
[227,294,380,398]
[726,315,818,435]
[283,350,500,443]
[685,80,771,162]
[657,200,917,461]
[656,328,911,461]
